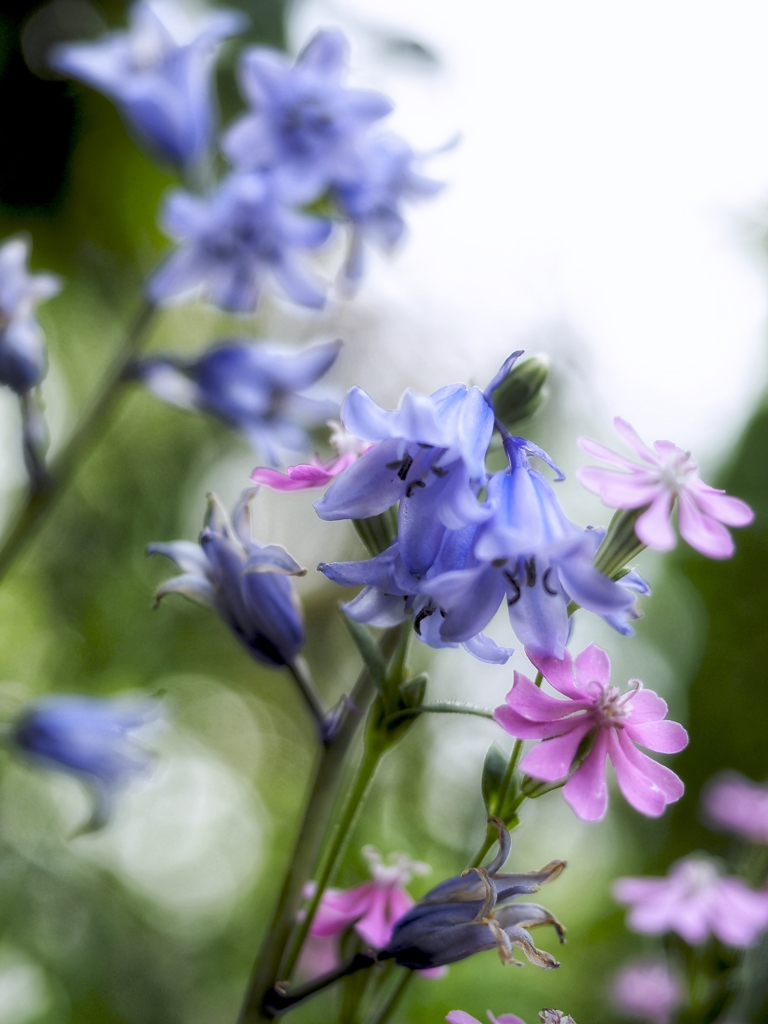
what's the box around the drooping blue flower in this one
[425,438,638,659]
[0,236,61,394]
[136,337,340,463]
[52,0,244,170]
[149,490,305,667]
[335,132,443,283]
[320,526,513,664]
[314,372,503,576]
[12,695,158,826]
[147,172,332,311]
[222,29,393,203]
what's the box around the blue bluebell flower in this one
[136,337,340,464]
[320,527,513,664]
[379,818,565,969]
[149,489,305,667]
[425,438,637,659]
[52,0,244,170]
[335,133,443,283]
[314,377,498,576]
[222,29,393,203]
[0,237,61,394]
[12,695,157,826]
[147,172,332,311]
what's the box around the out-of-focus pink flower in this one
[494,644,688,822]
[446,1012,526,1024]
[578,417,753,559]
[611,958,684,1024]
[614,855,768,947]
[702,771,768,845]
[251,420,370,491]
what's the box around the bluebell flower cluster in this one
[317,356,647,661]
[0,237,61,395]
[136,337,340,463]
[149,489,306,667]
[52,1,245,171]
[12,695,158,826]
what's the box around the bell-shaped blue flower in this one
[0,236,61,394]
[136,338,340,464]
[426,438,637,658]
[149,489,305,667]
[147,172,332,312]
[222,29,393,203]
[379,818,565,969]
[315,377,498,576]
[335,133,443,283]
[52,0,244,170]
[12,695,158,827]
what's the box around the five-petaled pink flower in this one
[578,417,753,559]
[494,644,688,821]
[614,854,768,947]
[251,420,370,491]
[702,771,768,845]
[611,958,684,1024]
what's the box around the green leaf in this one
[343,614,386,690]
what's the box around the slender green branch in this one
[368,968,414,1024]
[383,702,494,728]
[286,657,328,736]
[0,301,157,582]
[262,953,377,1017]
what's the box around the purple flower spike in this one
[614,854,768,947]
[611,959,684,1024]
[147,172,332,312]
[0,236,61,394]
[223,29,393,203]
[579,418,754,559]
[53,1,244,169]
[702,771,768,845]
[494,644,688,821]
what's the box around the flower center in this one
[588,681,639,726]
[656,449,696,495]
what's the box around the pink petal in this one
[635,491,676,551]
[311,883,373,937]
[419,965,448,978]
[578,436,642,470]
[446,1014,482,1024]
[613,877,671,905]
[688,482,754,527]
[614,418,659,464]
[625,719,688,755]
[624,689,669,724]
[520,721,593,782]
[574,643,611,688]
[492,1017,527,1024]
[494,705,585,740]
[251,453,358,491]
[713,880,768,946]
[677,490,734,559]
[525,648,584,699]
[356,886,411,948]
[610,731,684,817]
[577,467,661,509]
[504,671,589,721]
[562,730,609,820]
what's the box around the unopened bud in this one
[354,506,398,556]
[592,508,646,579]
[490,356,550,429]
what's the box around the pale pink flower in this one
[611,958,684,1024]
[251,420,370,491]
[446,1012,525,1024]
[702,771,768,845]
[494,643,688,822]
[578,417,753,559]
[614,854,768,947]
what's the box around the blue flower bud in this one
[0,237,61,394]
[149,489,305,667]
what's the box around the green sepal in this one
[481,743,522,825]
[491,356,550,430]
[368,673,428,752]
[353,506,398,556]
[593,507,646,579]
[342,614,386,691]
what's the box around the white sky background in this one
[291,0,768,467]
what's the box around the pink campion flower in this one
[702,771,768,845]
[494,643,688,822]
[614,854,768,947]
[446,1012,525,1024]
[578,417,753,559]
[611,959,684,1024]
[251,421,370,491]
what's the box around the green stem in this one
[368,969,414,1024]
[383,702,494,728]
[286,657,328,736]
[237,626,404,1024]
[0,301,156,582]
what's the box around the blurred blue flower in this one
[427,438,637,659]
[315,378,497,576]
[0,236,61,394]
[222,29,393,203]
[12,695,157,827]
[335,133,443,283]
[52,0,244,169]
[136,337,340,463]
[149,489,306,667]
[147,172,332,311]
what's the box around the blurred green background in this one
[1,2,768,1022]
